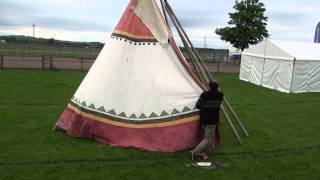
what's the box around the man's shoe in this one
[199,153,209,161]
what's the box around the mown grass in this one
[0,69,319,180]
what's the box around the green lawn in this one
[0,69,319,180]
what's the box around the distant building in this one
[229,49,242,62]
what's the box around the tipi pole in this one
[163,0,246,143]
[180,38,202,77]
[165,1,248,135]
[170,17,203,80]
[164,1,212,80]
[161,2,197,72]
[224,98,249,136]
[52,123,57,131]
[173,22,248,136]
[160,0,202,78]
[164,3,209,83]
[179,35,208,83]
[221,105,243,144]
[192,50,248,136]
[160,0,169,26]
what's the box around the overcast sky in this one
[1,0,319,49]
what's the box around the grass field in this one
[0,69,319,180]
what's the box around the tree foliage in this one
[215,0,269,51]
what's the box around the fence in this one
[0,43,100,59]
[0,54,240,73]
[0,55,94,71]
[0,43,240,73]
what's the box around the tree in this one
[48,38,56,44]
[215,0,269,51]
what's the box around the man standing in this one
[191,80,224,160]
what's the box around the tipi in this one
[56,0,207,152]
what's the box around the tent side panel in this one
[239,55,251,81]
[292,61,320,93]
[291,61,309,92]
[262,58,278,90]
[249,56,264,85]
[308,62,320,92]
[276,60,293,93]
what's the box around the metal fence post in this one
[80,58,84,71]
[50,56,53,70]
[0,55,3,69]
[217,55,220,73]
[21,49,24,61]
[42,56,45,70]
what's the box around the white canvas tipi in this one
[56,0,209,152]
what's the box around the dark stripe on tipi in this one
[69,101,198,125]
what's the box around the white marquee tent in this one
[240,39,320,93]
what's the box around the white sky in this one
[0,0,319,49]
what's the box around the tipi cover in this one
[56,0,207,152]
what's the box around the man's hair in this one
[209,80,219,90]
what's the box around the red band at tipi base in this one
[58,106,203,152]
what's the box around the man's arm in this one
[196,93,204,109]
[219,91,224,101]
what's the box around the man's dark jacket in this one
[196,89,224,126]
